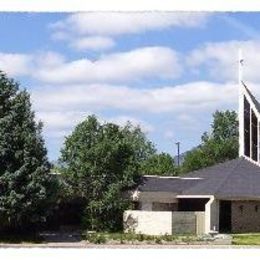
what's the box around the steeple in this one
[238,49,244,157]
[238,50,260,163]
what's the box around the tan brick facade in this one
[123,210,205,235]
[232,200,260,233]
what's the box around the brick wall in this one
[232,201,260,233]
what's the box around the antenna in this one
[238,48,243,84]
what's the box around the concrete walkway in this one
[0,243,260,249]
[0,232,241,249]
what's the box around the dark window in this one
[255,205,258,212]
[178,198,209,211]
[244,96,251,157]
[251,109,258,161]
[259,122,260,162]
[239,205,244,213]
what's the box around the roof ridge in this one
[184,157,241,177]
[242,81,260,113]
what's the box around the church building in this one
[123,53,260,235]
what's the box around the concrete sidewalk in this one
[0,242,260,249]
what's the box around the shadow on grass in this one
[38,231,82,242]
[0,233,43,244]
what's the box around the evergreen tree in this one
[0,71,53,231]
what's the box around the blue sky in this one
[1,12,260,161]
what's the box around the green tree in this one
[182,110,239,173]
[0,71,54,231]
[141,153,176,175]
[60,115,155,231]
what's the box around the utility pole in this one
[175,142,180,167]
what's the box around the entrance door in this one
[219,200,232,233]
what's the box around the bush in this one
[162,234,175,242]
[82,231,198,244]
[155,237,162,244]
[84,232,107,244]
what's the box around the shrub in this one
[85,232,107,244]
[155,237,162,244]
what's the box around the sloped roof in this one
[139,157,260,199]
[139,176,200,193]
[243,81,260,113]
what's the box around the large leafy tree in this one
[60,115,155,231]
[141,153,176,176]
[182,110,239,173]
[0,72,54,231]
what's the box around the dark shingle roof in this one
[139,176,200,193]
[139,157,260,199]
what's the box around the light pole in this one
[175,142,180,167]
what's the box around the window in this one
[244,96,251,157]
[251,109,258,161]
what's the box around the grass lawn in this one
[0,233,43,244]
[82,232,200,244]
[232,233,260,245]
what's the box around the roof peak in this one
[242,81,260,114]
[139,157,260,198]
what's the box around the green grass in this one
[0,233,43,244]
[232,233,260,245]
[82,231,199,244]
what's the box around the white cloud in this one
[32,80,242,143]
[0,53,32,76]
[34,47,181,84]
[32,81,238,114]
[69,36,115,51]
[164,130,175,140]
[51,12,210,36]
[0,51,66,78]
[35,51,65,68]
[36,111,90,130]
[36,110,153,139]
[0,47,181,84]
[36,111,91,138]
[187,40,260,82]
[107,115,154,133]
[50,12,210,52]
